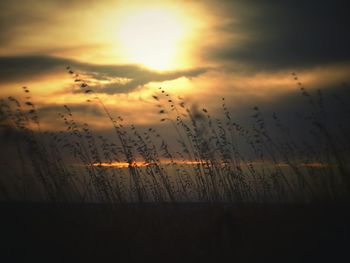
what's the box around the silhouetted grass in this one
[0,70,349,203]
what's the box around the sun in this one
[117,7,188,70]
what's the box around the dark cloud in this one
[220,83,350,141]
[0,55,208,93]
[37,104,105,119]
[205,0,350,71]
[91,67,208,94]
[0,56,71,82]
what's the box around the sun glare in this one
[117,7,188,70]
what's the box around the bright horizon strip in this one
[93,161,331,169]
[93,160,202,168]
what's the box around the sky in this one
[0,0,349,130]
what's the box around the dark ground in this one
[1,202,349,262]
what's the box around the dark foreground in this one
[1,202,349,262]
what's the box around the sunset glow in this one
[1,2,349,260]
[93,160,202,168]
[117,7,190,70]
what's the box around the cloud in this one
[0,0,80,45]
[90,67,208,94]
[0,55,208,93]
[203,0,350,71]
[0,55,72,82]
[37,104,105,118]
[2,0,349,74]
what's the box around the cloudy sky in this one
[0,0,349,130]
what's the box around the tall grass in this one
[0,71,349,203]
